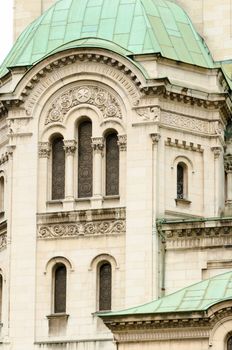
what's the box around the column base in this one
[224,201,232,216]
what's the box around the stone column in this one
[63,140,77,201]
[211,146,222,216]
[38,142,51,211]
[151,133,161,298]
[225,155,232,203]
[91,137,104,208]
[117,135,127,204]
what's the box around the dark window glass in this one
[78,121,93,198]
[0,177,4,212]
[228,337,232,350]
[54,264,66,313]
[99,263,112,311]
[52,137,65,200]
[177,163,184,199]
[106,133,119,196]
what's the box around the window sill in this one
[47,313,69,320]
[103,195,120,200]
[175,198,191,206]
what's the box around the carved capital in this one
[6,145,16,157]
[38,142,51,158]
[117,135,127,151]
[91,137,104,153]
[225,155,232,173]
[150,133,161,145]
[63,140,77,155]
[211,146,222,159]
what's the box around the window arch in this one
[78,120,93,198]
[53,263,67,314]
[228,336,232,350]
[105,132,119,196]
[0,176,4,212]
[51,136,65,200]
[177,162,188,199]
[98,262,112,311]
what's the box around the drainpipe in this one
[156,220,166,297]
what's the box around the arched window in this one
[105,132,119,196]
[177,162,187,199]
[99,262,112,311]
[52,137,65,200]
[78,120,93,198]
[0,177,4,212]
[228,336,232,350]
[54,264,67,314]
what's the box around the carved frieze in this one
[161,112,217,135]
[38,220,125,239]
[37,207,126,240]
[45,85,122,125]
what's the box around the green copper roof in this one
[100,270,232,317]
[0,0,214,78]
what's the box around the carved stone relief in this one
[38,220,125,239]
[45,85,122,125]
[135,106,160,121]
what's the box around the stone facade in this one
[0,1,231,349]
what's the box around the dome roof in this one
[0,0,214,78]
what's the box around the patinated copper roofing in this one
[0,0,214,78]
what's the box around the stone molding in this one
[37,207,126,240]
[158,219,232,250]
[91,137,104,153]
[165,138,203,152]
[117,134,127,151]
[38,142,51,158]
[45,85,122,125]
[63,139,77,155]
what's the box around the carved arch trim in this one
[89,253,119,271]
[45,83,123,126]
[44,256,74,275]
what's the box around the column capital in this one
[38,142,50,158]
[225,154,232,173]
[117,134,127,151]
[91,137,104,153]
[211,146,222,159]
[150,133,161,145]
[63,139,77,155]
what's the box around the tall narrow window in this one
[78,121,93,198]
[52,137,65,200]
[228,336,232,350]
[54,264,67,314]
[106,133,119,196]
[0,275,3,321]
[0,177,4,212]
[177,162,187,199]
[99,262,112,311]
